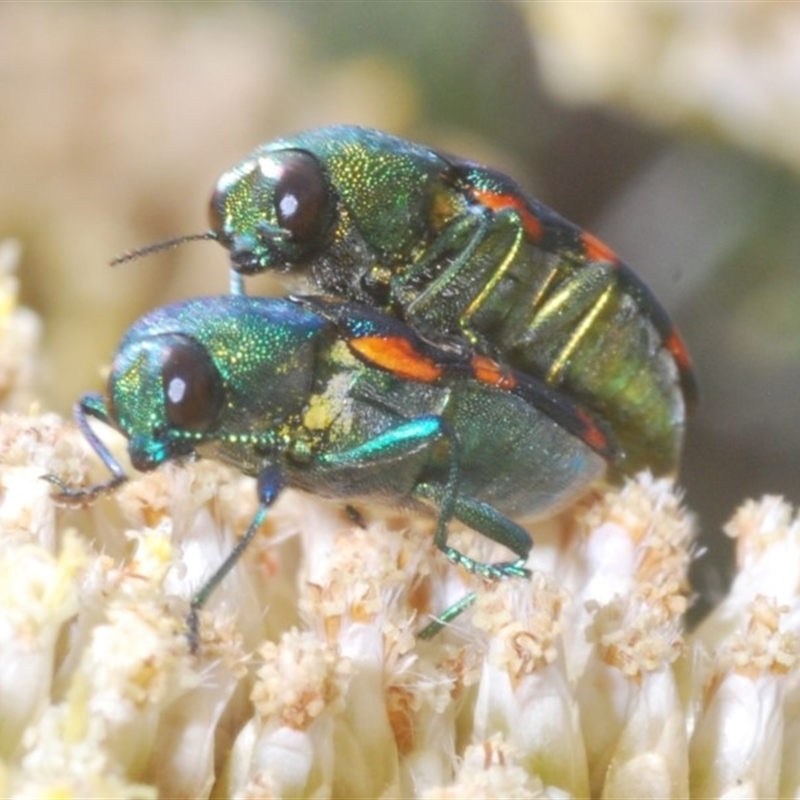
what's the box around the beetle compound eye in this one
[161,337,224,434]
[273,151,334,246]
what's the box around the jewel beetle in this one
[208,125,696,478]
[48,293,615,643]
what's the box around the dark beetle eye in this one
[161,338,224,433]
[273,151,333,245]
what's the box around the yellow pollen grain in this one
[303,394,334,431]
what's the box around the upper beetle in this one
[209,125,696,478]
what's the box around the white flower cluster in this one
[0,410,798,798]
[0,244,797,797]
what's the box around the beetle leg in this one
[401,207,623,390]
[510,263,617,384]
[319,413,533,634]
[413,482,531,581]
[229,269,246,296]
[412,483,532,637]
[43,393,129,504]
[397,206,493,296]
[187,464,284,652]
[417,591,477,639]
[316,415,506,633]
[317,414,446,468]
[400,209,527,348]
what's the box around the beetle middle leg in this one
[320,415,532,579]
[411,485,531,639]
[316,413,530,631]
[188,465,284,651]
[321,413,531,582]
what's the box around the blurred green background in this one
[2,1,799,615]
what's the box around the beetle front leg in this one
[229,269,246,296]
[43,393,129,505]
[398,208,526,348]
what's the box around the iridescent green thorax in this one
[284,127,449,258]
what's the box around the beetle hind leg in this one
[416,483,532,575]
[417,591,478,639]
[414,493,532,639]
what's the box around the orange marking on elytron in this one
[664,328,698,408]
[581,231,619,265]
[471,188,544,241]
[470,355,518,390]
[576,408,610,455]
[665,329,692,372]
[349,336,443,383]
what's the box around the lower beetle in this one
[48,294,615,642]
[206,126,696,478]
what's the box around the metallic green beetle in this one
[49,294,614,641]
[209,126,696,478]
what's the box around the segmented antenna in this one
[110,232,217,266]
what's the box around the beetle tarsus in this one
[42,473,127,506]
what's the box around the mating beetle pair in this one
[53,126,695,640]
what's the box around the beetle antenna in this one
[110,231,217,266]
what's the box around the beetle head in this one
[107,332,225,471]
[209,147,336,274]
